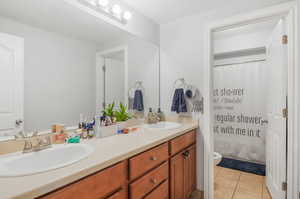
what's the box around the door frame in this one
[0,32,24,139]
[203,2,299,199]
[96,45,128,114]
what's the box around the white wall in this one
[105,58,125,105]
[214,20,277,54]
[160,2,290,191]
[0,16,100,132]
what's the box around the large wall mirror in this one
[96,38,159,116]
[0,0,159,139]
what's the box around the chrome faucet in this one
[20,131,52,153]
[147,112,160,124]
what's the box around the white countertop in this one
[0,119,198,199]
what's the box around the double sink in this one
[0,122,182,177]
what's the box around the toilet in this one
[214,152,222,166]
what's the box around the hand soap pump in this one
[146,108,157,124]
[157,108,166,122]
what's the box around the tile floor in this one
[214,166,272,199]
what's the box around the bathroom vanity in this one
[38,131,196,199]
[0,119,198,199]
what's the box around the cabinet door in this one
[106,189,127,199]
[170,152,185,199]
[38,162,127,199]
[190,146,196,191]
[184,145,196,199]
[171,145,197,199]
[144,180,168,199]
[130,162,169,199]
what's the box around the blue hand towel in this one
[133,90,144,111]
[171,88,187,113]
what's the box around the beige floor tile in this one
[235,183,262,198]
[214,166,222,179]
[214,186,236,199]
[218,167,241,181]
[239,172,264,184]
[215,178,237,192]
[214,167,240,199]
[233,188,260,199]
[239,172,264,196]
[262,184,272,199]
[214,167,272,199]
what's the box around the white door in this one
[0,32,24,137]
[266,19,287,199]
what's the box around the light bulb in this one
[112,4,122,15]
[123,11,132,20]
[88,0,97,6]
[98,0,109,7]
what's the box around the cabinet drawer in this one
[144,180,169,199]
[170,131,196,155]
[106,189,127,199]
[129,143,168,180]
[39,161,127,199]
[130,161,169,199]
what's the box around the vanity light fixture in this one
[78,0,132,24]
[87,0,97,6]
[123,11,132,20]
[98,0,109,7]
[112,4,122,16]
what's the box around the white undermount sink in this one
[144,121,182,130]
[0,143,94,177]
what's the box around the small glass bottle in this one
[157,108,166,121]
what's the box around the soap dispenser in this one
[157,108,166,122]
[146,108,157,124]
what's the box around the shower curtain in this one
[213,60,268,163]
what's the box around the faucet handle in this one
[32,131,39,137]
[14,131,25,139]
[23,139,33,153]
[38,136,52,147]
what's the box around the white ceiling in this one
[122,0,291,24]
[0,0,134,46]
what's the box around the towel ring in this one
[128,81,145,98]
[135,81,144,90]
[173,78,186,89]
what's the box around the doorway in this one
[0,32,24,138]
[213,19,285,199]
[96,46,128,114]
[203,2,299,199]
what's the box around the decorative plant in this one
[114,103,131,122]
[102,102,116,118]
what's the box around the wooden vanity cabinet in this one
[170,151,185,199]
[170,132,196,199]
[129,143,169,180]
[144,180,169,199]
[38,161,127,199]
[129,161,169,199]
[184,145,197,198]
[38,129,197,199]
[170,131,196,155]
[107,189,127,199]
